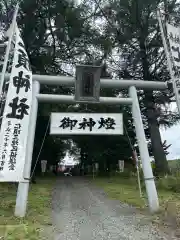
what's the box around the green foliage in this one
[156,175,180,193]
[168,159,180,174]
[0,178,54,239]
[92,0,180,174]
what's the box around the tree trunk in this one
[145,105,169,175]
[140,39,169,175]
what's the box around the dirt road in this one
[52,177,176,240]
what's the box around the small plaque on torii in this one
[74,65,101,103]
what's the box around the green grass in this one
[0,177,55,239]
[93,175,180,227]
[168,159,180,172]
[93,177,147,208]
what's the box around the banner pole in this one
[133,150,142,198]
[157,9,180,115]
[0,4,19,109]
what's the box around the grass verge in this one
[0,177,55,240]
[93,176,180,230]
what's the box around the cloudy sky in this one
[161,124,180,160]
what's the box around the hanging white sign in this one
[50,113,123,135]
[118,160,124,172]
[95,163,99,171]
[41,160,47,173]
[0,25,32,182]
[50,165,54,172]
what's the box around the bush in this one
[156,175,180,193]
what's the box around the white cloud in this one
[159,102,180,160]
[160,123,180,160]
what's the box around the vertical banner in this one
[0,25,32,182]
[50,165,54,172]
[166,23,180,113]
[118,160,124,172]
[166,23,180,75]
[0,4,19,102]
[95,163,99,171]
[157,10,180,115]
[41,160,47,173]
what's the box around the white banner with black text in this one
[50,113,123,135]
[41,160,47,173]
[118,160,124,172]
[166,23,180,89]
[0,24,32,182]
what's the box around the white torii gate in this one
[0,4,178,219]
[4,72,167,217]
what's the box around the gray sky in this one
[160,124,180,160]
[160,103,180,160]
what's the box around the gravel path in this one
[52,177,177,240]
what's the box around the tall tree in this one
[91,0,180,175]
[0,0,105,173]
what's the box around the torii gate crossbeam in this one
[4,73,167,89]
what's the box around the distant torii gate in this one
[3,73,167,217]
